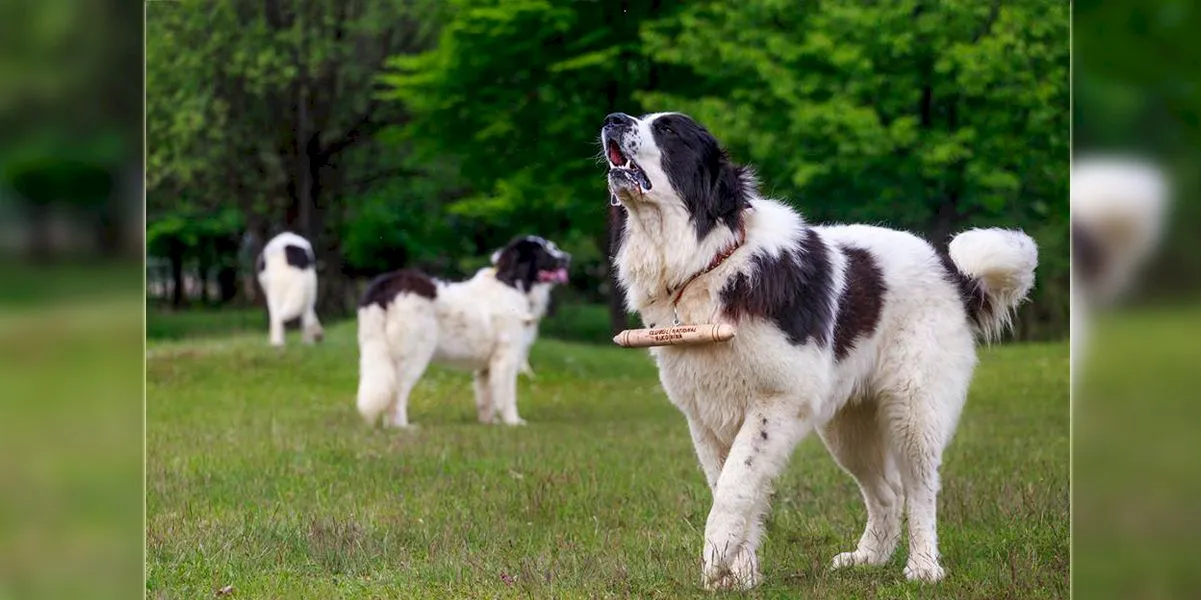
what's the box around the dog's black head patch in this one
[359,269,438,309]
[494,236,571,291]
[649,113,752,240]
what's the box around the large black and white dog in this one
[257,232,323,347]
[356,236,570,427]
[601,112,1038,589]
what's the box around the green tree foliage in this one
[147,0,440,310]
[379,0,674,275]
[640,0,1068,337]
[385,0,1068,338]
[147,0,1069,338]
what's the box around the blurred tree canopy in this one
[148,0,1069,339]
[0,0,140,261]
[1074,0,1201,300]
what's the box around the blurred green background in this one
[1075,0,1201,300]
[1075,1,1201,599]
[144,0,1069,342]
[0,1,143,599]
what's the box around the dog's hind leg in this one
[473,370,494,423]
[382,297,438,428]
[265,293,286,347]
[300,271,323,344]
[880,372,971,583]
[301,305,323,344]
[386,345,434,428]
[268,312,285,347]
[819,400,904,570]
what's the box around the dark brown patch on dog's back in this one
[721,227,836,347]
[359,269,438,309]
[832,246,886,360]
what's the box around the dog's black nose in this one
[604,113,634,127]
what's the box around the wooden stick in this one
[612,323,737,348]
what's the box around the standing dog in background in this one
[356,236,569,428]
[601,112,1038,589]
[257,232,323,347]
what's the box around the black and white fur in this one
[601,112,1038,589]
[256,232,323,347]
[356,236,570,427]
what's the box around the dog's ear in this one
[712,155,751,220]
[685,152,750,239]
[493,240,536,291]
[494,247,516,284]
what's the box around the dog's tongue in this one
[539,268,568,283]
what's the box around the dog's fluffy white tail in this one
[1071,157,1169,306]
[946,228,1039,343]
[356,304,395,425]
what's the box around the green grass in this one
[146,302,628,344]
[0,261,142,307]
[1072,306,1201,598]
[146,323,1068,599]
[146,307,269,341]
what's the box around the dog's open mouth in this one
[606,138,652,195]
[537,268,569,284]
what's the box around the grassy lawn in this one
[146,302,630,345]
[1072,306,1201,598]
[146,322,1068,599]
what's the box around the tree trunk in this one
[317,259,355,317]
[297,93,313,239]
[605,205,629,335]
[197,256,213,305]
[25,202,53,263]
[217,266,239,304]
[295,0,314,241]
[600,0,635,336]
[168,241,186,309]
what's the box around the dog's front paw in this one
[903,558,945,583]
[831,548,889,569]
[702,547,760,591]
[502,418,528,426]
[701,565,760,591]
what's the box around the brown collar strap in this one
[671,211,749,308]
